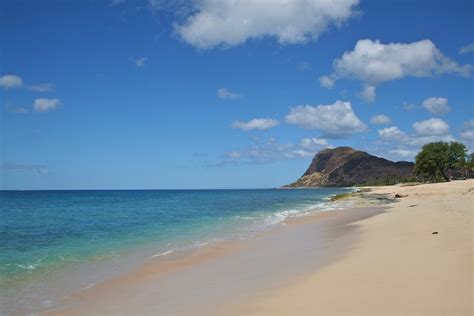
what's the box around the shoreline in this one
[37,180,473,315]
[226,180,473,315]
[2,188,353,316]
[44,192,389,315]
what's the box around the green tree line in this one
[415,141,473,182]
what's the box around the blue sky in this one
[1,0,473,190]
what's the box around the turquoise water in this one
[0,188,350,314]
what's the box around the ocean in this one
[0,188,352,315]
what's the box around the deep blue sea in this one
[0,188,351,314]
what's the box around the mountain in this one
[286,147,414,187]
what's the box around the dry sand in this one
[227,180,473,315]
[46,180,473,315]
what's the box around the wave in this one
[261,198,355,228]
[151,249,174,258]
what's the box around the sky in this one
[1,0,473,190]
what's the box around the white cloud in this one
[218,88,242,100]
[459,43,474,54]
[231,118,279,131]
[0,74,23,89]
[33,98,61,112]
[388,149,418,159]
[319,75,335,88]
[460,130,474,142]
[224,139,294,163]
[285,100,367,138]
[413,118,449,136]
[401,134,456,149]
[422,97,450,115]
[460,119,474,142]
[377,124,456,161]
[333,39,472,84]
[359,84,375,102]
[370,114,391,125]
[175,0,359,49]
[299,137,329,147]
[223,137,332,164]
[132,57,147,67]
[321,39,472,101]
[378,126,407,141]
[293,138,333,157]
[29,83,56,92]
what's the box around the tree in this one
[414,141,467,182]
[449,142,467,170]
[468,153,474,168]
[466,153,474,178]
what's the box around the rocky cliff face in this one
[286,147,414,187]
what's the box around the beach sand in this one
[227,180,473,315]
[47,180,473,315]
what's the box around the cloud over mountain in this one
[285,100,367,138]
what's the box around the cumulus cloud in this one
[299,137,330,150]
[378,124,453,145]
[321,39,472,101]
[285,100,367,138]
[377,123,456,160]
[29,83,56,92]
[223,137,332,164]
[422,97,450,115]
[378,126,407,141]
[413,118,450,136]
[333,39,472,84]
[0,74,23,89]
[175,0,359,49]
[370,114,391,125]
[231,118,279,131]
[34,98,61,112]
[218,88,242,100]
[459,43,474,54]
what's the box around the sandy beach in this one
[46,180,473,315]
[228,180,474,315]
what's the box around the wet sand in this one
[227,180,473,315]
[46,206,387,315]
[46,180,473,315]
